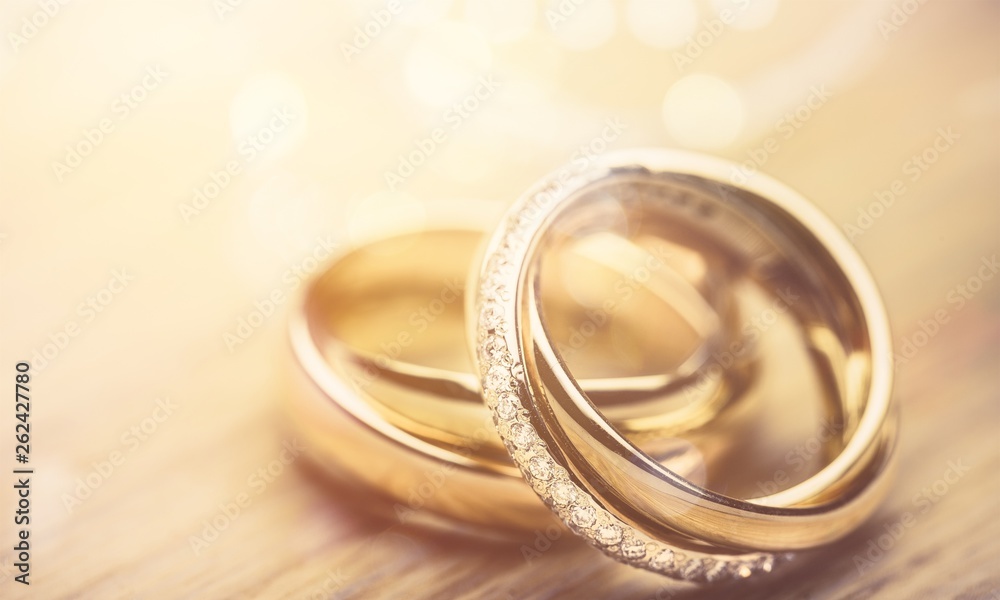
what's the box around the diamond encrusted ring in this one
[469,149,898,582]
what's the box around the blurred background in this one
[0,0,997,598]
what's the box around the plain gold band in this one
[286,223,754,531]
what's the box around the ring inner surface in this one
[528,170,875,546]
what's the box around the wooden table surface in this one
[1,0,998,598]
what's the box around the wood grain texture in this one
[0,0,997,598]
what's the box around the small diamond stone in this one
[737,563,753,578]
[489,258,514,278]
[481,274,504,297]
[509,423,534,448]
[703,559,727,583]
[481,277,510,301]
[649,549,675,571]
[550,481,577,506]
[758,555,774,573]
[570,505,597,528]
[485,365,512,390]
[480,302,504,329]
[495,243,516,261]
[495,392,519,420]
[681,559,706,580]
[480,335,510,364]
[620,536,646,560]
[494,350,514,369]
[511,217,532,238]
[535,191,555,207]
[527,456,553,481]
[596,524,623,546]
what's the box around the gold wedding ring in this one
[469,149,897,582]
[285,148,897,585]
[286,216,753,532]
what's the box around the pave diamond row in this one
[473,179,788,583]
